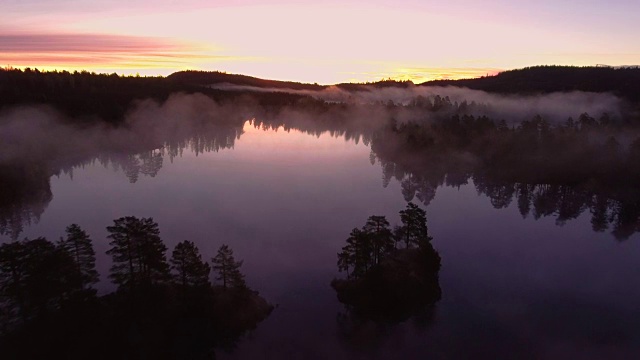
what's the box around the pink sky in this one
[2,1,639,83]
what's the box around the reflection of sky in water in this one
[4,121,640,358]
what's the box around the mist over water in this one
[211,83,625,124]
[0,93,249,165]
[0,82,630,167]
[2,88,640,358]
[2,86,640,241]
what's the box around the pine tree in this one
[106,216,170,290]
[392,225,405,249]
[362,216,393,265]
[170,240,210,288]
[211,245,245,289]
[58,224,98,290]
[337,228,372,279]
[398,202,432,249]
[337,248,351,278]
[0,241,27,321]
[0,238,79,320]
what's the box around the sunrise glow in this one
[2,1,639,83]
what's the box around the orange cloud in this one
[0,32,227,71]
[0,32,502,83]
[0,33,191,53]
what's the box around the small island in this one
[0,217,273,359]
[331,203,442,324]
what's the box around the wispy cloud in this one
[0,33,188,53]
[0,32,234,71]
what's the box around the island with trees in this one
[0,217,273,359]
[331,203,442,324]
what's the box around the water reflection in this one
[0,121,244,239]
[368,116,640,240]
[375,155,640,240]
[0,163,51,239]
[2,113,640,240]
[2,109,640,358]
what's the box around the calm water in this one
[2,120,640,359]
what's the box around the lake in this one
[2,118,640,359]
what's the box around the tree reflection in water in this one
[3,100,640,241]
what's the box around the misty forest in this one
[2,66,640,358]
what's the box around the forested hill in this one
[0,68,311,122]
[2,66,640,122]
[167,70,413,91]
[167,70,326,90]
[0,69,199,121]
[423,66,640,101]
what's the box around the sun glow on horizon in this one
[2,2,638,84]
[3,62,501,85]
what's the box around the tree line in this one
[0,217,248,327]
[423,65,640,103]
[0,67,314,122]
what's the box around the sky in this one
[2,0,639,84]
